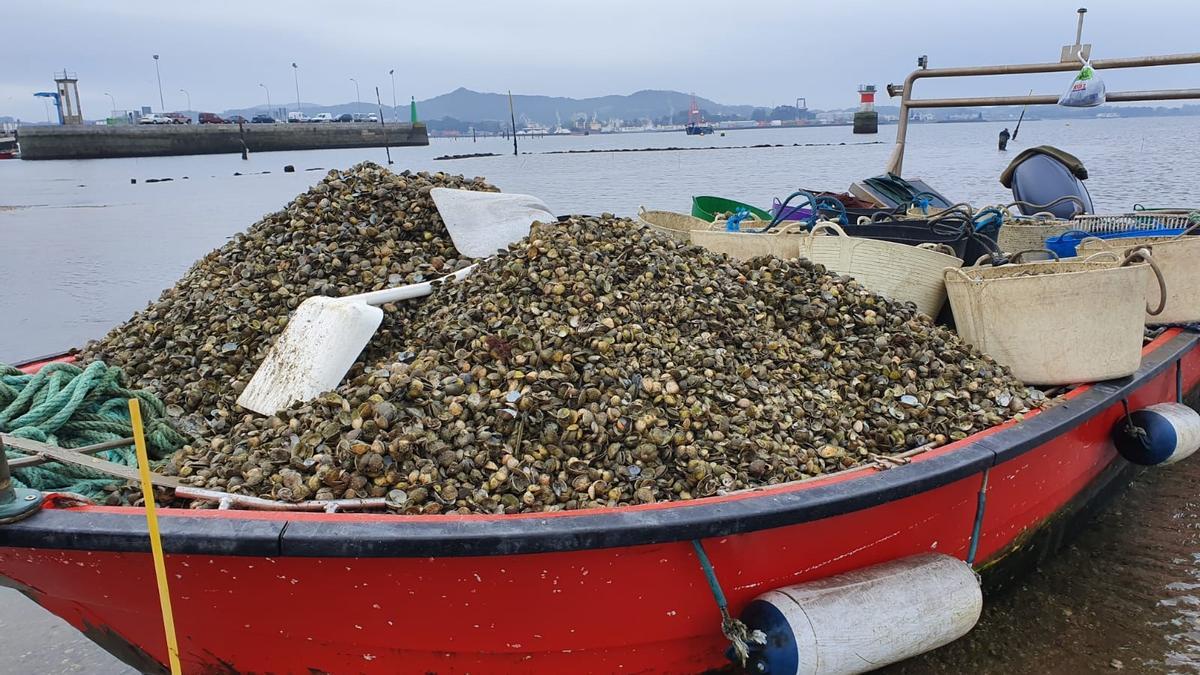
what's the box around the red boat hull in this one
[2,331,1197,673]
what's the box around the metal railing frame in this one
[886,52,1200,175]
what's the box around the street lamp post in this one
[259,83,272,119]
[350,78,360,109]
[292,62,301,117]
[152,54,164,112]
[179,88,191,114]
[104,92,117,117]
[389,69,397,120]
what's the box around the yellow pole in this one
[129,398,183,675]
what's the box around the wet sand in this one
[889,452,1200,674]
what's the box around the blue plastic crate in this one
[1045,228,1190,258]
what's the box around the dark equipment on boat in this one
[1000,146,1093,219]
[856,174,953,210]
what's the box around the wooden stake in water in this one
[375,86,393,165]
[1012,89,1033,140]
[508,90,518,156]
[129,398,182,675]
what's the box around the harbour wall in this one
[16,123,428,160]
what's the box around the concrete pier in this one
[16,123,427,160]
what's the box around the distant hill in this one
[416,88,754,125]
[219,91,1200,127]
[222,88,755,126]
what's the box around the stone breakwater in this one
[16,122,427,160]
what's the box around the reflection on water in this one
[1,116,1200,672]
[889,452,1200,674]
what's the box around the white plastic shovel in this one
[236,265,477,415]
[237,189,554,415]
[430,187,555,257]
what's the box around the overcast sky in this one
[4,0,1199,120]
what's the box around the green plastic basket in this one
[691,195,772,223]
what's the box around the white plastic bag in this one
[1058,59,1107,108]
[431,188,554,258]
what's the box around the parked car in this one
[287,112,308,123]
[351,113,370,123]
[366,113,379,123]
[198,112,227,124]
[137,113,171,125]
[335,113,353,123]
[252,114,276,124]
[164,112,192,124]
[311,113,334,123]
[226,115,249,124]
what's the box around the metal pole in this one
[260,83,271,117]
[351,78,360,109]
[153,54,164,112]
[292,62,301,116]
[1074,7,1087,47]
[105,92,116,118]
[179,89,190,113]
[389,70,397,120]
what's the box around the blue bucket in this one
[1045,227,1190,258]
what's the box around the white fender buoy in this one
[1113,402,1200,466]
[738,553,981,675]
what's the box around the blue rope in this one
[691,539,763,665]
[692,539,731,611]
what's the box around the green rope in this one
[0,361,187,500]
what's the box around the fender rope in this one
[691,539,765,666]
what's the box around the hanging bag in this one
[1058,57,1107,108]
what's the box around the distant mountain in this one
[416,88,754,125]
[219,91,1200,127]
[222,88,755,126]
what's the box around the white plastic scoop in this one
[237,188,553,415]
[430,187,555,257]
[236,265,477,415]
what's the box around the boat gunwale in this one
[1,329,1194,558]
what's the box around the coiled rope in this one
[0,361,186,499]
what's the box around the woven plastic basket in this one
[797,222,962,317]
[944,251,1162,385]
[1071,212,1197,234]
[996,213,1073,255]
[637,208,710,244]
[689,222,805,260]
[1076,228,1200,325]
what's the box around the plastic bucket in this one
[691,196,773,223]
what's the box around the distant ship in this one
[684,94,713,135]
[516,123,550,136]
